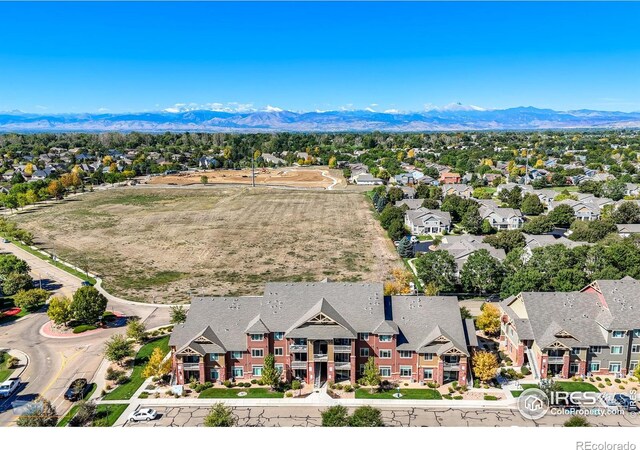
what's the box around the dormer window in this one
[612,331,625,338]
[379,335,392,342]
[250,334,264,341]
[274,332,284,341]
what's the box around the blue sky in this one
[1,2,640,113]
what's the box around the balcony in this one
[314,353,328,362]
[443,363,460,370]
[291,361,307,369]
[182,363,200,371]
[334,361,351,370]
[547,356,565,364]
[290,344,307,352]
[333,345,352,353]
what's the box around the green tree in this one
[460,306,473,320]
[414,250,457,292]
[387,187,404,203]
[321,405,349,427]
[483,230,525,254]
[548,204,576,228]
[126,318,147,344]
[461,205,483,234]
[387,220,405,241]
[611,201,640,224]
[379,205,404,230]
[564,416,590,427]
[260,353,281,390]
[47,296,73,326]
[104,334,134,366]
[16,397,57,427]
[500,268,547,297]
[460,250,504,294]
[602,179,626,201]
[397,236,414,258]
[170,305,187,324]
[0,254,30,276]
[569,219,617,243]
[71,286,107,325]
[520,194,544,215]
[204,403,236,427]
[13,288,50,311]
[359,356,381,393]
[69,400,97,427]
[522,215,554,234]
[349,406,384,427]
[375,195,388,213]
[421,198,440,209]
[200,175,208,185]
[2,272,34,296]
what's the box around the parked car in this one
[0,377,21,398]
[614,394,633,408]
[81,281,92,287]
[64,378,90,401]
[1,238,9,243]
[128,408,158,422]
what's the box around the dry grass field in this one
[148,167,346,189]
[14,187,400,303]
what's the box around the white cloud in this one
[162,102,256,113]
[263,105,283,112]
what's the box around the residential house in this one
[353,173,384,186]
[393,173,414,186]
[436,235,506,275]
[439,172,461,184]
[261,153,286,165]
[617,224,640,238]
[441,184,473,199]
[500,277,640,379]
[404,208,452,235]
[478,200,524,230]
[169,282,477,386]
[522,234,591,262]
[625,183,640,198]
[496,183,534,196]
[395,199,427,210]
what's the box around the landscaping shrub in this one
[257,380,265,386]
[285,392,293,397]
[138,392,149,399]
[105,367,124,381]
[453,395,463,400]
[344,385,354,393]
[116,375,130,385]
[443,394,452,400]
[223,380,233,388]
[250,379,258,385]
[598,383,605,388]
[291,380,302,390]
[521,366,531,376]
[614,378,621,383]
[73,325,97,334]
[596,376,602,381]
[473,379,480,388]
[484,395,498,401]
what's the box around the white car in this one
[0,377,20,398]
[128,408,158,422]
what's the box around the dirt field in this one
[148,167,346,190]
[13,187,400,303]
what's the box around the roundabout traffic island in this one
[40,311,127,339]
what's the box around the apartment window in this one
[612,331,625,338]
[274,347,284,356]
[633,330,640,338]
[609,362,622,373]
[423,353,435,360]
[379,335,392,342]
[590,346,602,354]
[252,366,263,377]
[231,351,243,359]
[571,348,580,356]
[610,346,623,355]
[359,333,369,341]
[379,350,391,359]
[360,348,369,357]
[275,363,284,373]
[232,367,244,378]
[630,361,638,371]
[359,364,365,375]
[589,361,600,372]
[399,350,412,359]
[632,345,640,353]
[274,332,284,341]
[423,368,433,380]
[570,363,579,374]
[250,334,264,341]
[209,369,219,381]
[379,366,391,377]
[399,366,412,377]
[209,353,219,362]
[251,349,264,358]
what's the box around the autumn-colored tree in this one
[472,351,499,382]
[423,282,440,296]
[47,296,73,326]
[102,155,113,166]
[328,156,337,168]
[142,347,171,379]
[383,268,413,295]
[47,180,65,199]
[476,303,502,335]
[24,163,34,176]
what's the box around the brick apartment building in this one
[169,281,478,387]
[499,277,640,379]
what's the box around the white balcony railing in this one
[314,354,328,362]
[290,345,307,352]
[547,357,565,365]
[182,363,200,371]
[334,362,351,370]
[291,361,307,369]
[333,345,352,353]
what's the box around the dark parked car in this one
[64,378,90,401]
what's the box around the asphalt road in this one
[0,242,171,426]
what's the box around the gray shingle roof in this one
[391,296,471,355]
[591,278,640,329]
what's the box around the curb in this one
[7,349,29,379]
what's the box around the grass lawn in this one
[556,381,599,392]
[511,390,524,398]
[355,388,442,400]
[199,387,284,399]
[93,404,129,427]
[0,351,15,382]
[103,336,169,401]
[56,383,98,427]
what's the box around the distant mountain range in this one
[1,106,640,132]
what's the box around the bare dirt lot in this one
[148,167,346,190]
[14,187,400,303]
